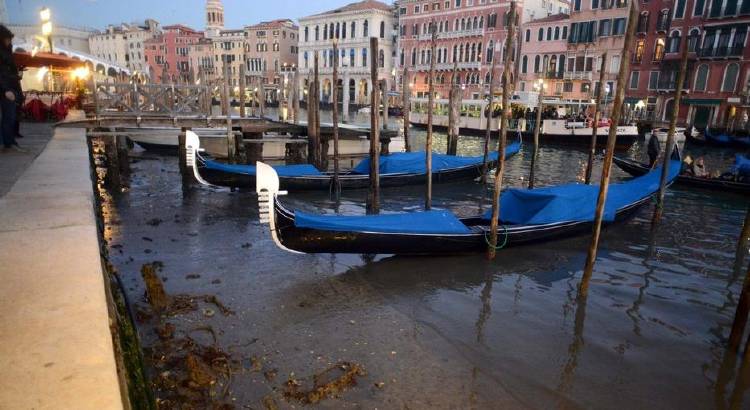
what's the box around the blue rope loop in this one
[485,224,509,251]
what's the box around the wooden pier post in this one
[447,63,460,156]
[222,65,236,164]
[529,62,548,189]
[332,40,342,197]
[402,65,411,152]
[579,1,639,296]
[103,134,121,188]
[367,37,381,215]
[382,79,389,130]
[259,79,266,118]
[308,52,322,169]
[425,26,437,211]
[728,208,750,352]
[239,64,247,118]
[584,53,608,185]
[487,1,516,260]
[652,35,690,224]
[115,133,130,177]
[481,46,499,183]
[293,69,300,125]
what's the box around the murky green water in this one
[101,111,749,409]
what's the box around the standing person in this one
[0,25,24,152]
[647,132,660,168]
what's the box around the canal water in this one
[100,111,750,409]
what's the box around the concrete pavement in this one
[0,117,123,409]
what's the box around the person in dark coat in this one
[647,133,661,168]
[0,25,24,152]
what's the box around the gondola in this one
[613,155,750,196]
[696,129,750,149]
[255,152,682,255]
[185,130,521,190]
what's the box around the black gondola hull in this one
[613,156,750,195]
[271,199,649,255]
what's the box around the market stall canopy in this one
[13,50,82,69]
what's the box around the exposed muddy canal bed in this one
[96,133,749,409]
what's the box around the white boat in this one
[649,127,693,144]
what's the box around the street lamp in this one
[40,7,53,53]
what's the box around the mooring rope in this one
[484,224,509,250]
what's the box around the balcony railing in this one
[697,46,744,58]
[418,28,485,41]
[563,71,593,81]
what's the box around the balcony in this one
[697,46,745,58]
[564,71,593,81]
[418,28,485,41]
[546,71,564,79]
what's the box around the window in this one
[613,18,626,35]
[563,81,573,92]
[554,26,560,39]
[547,27,552,40]
[521,55,528,73]
[709,0,721,17]
[380,21,385,38]
[667,31,680,53]
[648,71,659,89]
[364,20,369,37]
[593,0,599,8]
[693,0,705,15]
[534,55,540,72]
[362,48,368,67]
[653,38,665,61]
[725,0,738,15]
[304,27,309,42]
[379,49,385,67]
[526,29,531,42]
[599,19,611,36]
[538,28,544,41]
[629,71,640,89]
[574,0,581,11]
[688,28,700,51]
[637,12,649,33]
[694,64,709,91]
[675,0,686,18]
[722,63,739,92]
[562,26,568,39]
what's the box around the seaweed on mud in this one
[283,362,366,405]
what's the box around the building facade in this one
[297,0,397,109]
[89,20,161,76]
[397,0,517,101]
[626,0,750,129]
[188,38,217,81]
[10,24,92,54]
[144,24,204,83]
[244,19,299,102]
[522,0,571,21]
[212,28,246,86]
[517,13,570,104]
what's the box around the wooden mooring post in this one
[239,64,247,118]
[652,34,690,224]
[332,40,342,197]
[447,62,460,156]
[367,37,381,215]
[382,79,389,131]
[425,25,437,211]
[529,63,547,189]
[481,46,499,183]
[487,1,516,260]
[579,1,639,296]
[222,66,237,164]
[308,52,322,169]
[728,208,750,352]
[584,53,607,185]
[402,65,411,152]
[103,133,121,188]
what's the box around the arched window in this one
[461,18,466,31]
[323,23,328,40]
[315,25,320,41]
[335,22,340,39]
[543,55,549,72]
[486,40,494,63]
[342,22,347,38]
[455,19,459,31]
[477,43,483,62]
[525,29,531,42]
[485,72,491,84]
[473,16,478,29]
[538,28,544,41]
[694,64,709,91]
[550,55,558,73]
[562,26,568,39]
[379,49,385,68]
[722,63,739,92]
[688,28,700,52]
[351,22,356,38]
[329,24,334,39]
[534,55,540,72]
[667,30,680,53]
[471,43,477,61]
[379,21,385,38]
[547,27,552,40]
[303,51,309,68]
[554,26,560,40]
[364,20,369,37]
[351,48,356,66]
[304,27,309,42]
[663,98,675,121]
[479,16,484,28]
[362,48,368,67]
[522,55,528,73]
[411,48,417,65]
[453,45,458,62]
[459,44,464,62]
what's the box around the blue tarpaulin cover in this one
[735,155,750,176]
[351,141,521,175]
[203,160,322,177]
[294,210,472,234]
[482,160,682,225]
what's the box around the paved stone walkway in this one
[0,115,123,409]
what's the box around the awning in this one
[13,51,84,69]
[681,98,722,106]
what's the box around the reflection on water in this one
[104,118,750,408]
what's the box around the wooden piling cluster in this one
[487,1,516,260]
[367,37,381,215]
[584,53,608,185]
[579,1,639,295]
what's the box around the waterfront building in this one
[10,24,92,54]
[626,0,750,130]
[244,19,299,103]
[144,24,203,83]
[517,13,570,106]
[187,38,217,82]
[297,0,397,114]
[522,0,572,21]
[89,20,161,77]
[212,28,246,87]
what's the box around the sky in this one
[6,0,384,30]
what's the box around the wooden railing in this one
[91,81,212,117]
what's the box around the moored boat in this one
[255,154,681,255]
[186,130,522,190]
[613,155,750,196]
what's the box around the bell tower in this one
[205,0,224,38]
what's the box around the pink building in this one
[397,0,515,100]
[145,25,204,83]
[518,13,569,99]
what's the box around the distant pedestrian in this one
[0,24,25,152]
